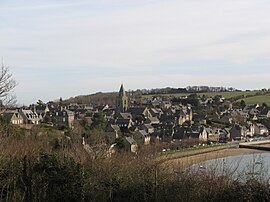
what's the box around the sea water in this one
[191,153,270,181]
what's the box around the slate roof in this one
[120,113,133,119]
[138,130,148,137]
[129,107,147,116]
[125,136,137,145]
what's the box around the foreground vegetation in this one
[1,123,270,202]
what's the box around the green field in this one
[143,93,189,98]
[239,94,270,106]
[142,91,258,99]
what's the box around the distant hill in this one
[63,88,270,107]
[64,92,118,106]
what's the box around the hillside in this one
[143,91,260,99]
[143,90,270,106]
[63,89,270,107]
[142,91,259,99]
[64,92,118,106]
[239,94,270,106]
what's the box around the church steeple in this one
[119,83,126,96]
[116,83,129,113]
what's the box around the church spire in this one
[116,83,129,113]
[119,83,126,96]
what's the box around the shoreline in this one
[163,147,268,169]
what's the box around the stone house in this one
[124,136,138,153]
[258,107,270,119]
[129,107,152,119]
[219,113,232,125]
[254,123,268,135]
[161,123,175,142]
[149,108,164,118]
[145,117,160,126]
[141,124,155,134]
[229,124,247,140]
[177,108,192,125]
[52,109,75,128]
[105,124,121,144]
[186,126,207,142]
[116,113,134,130]
[134,130,150,145]
[2,110,24,125]
[19,109,40,125]
[206,127,230,142]
[31,105,50,120]
[245,122,255,137]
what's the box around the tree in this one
[115,136,125,149]
[240,100,246,110]
[0,63,17,106]
[91,112,105,130]
[33,152,84,201]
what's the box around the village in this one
[1,84,270,154]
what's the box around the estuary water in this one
[191,152,270,181]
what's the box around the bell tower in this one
[116,84,129,113]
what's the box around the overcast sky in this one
[0,0,270,105]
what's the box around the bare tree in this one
[0,62,17,107]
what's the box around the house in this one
[2,110,23,125]
[229,124,247,140]
[254,123,268,135]
[206,127,230,142]
[104,109,115,121]
[124,136,138,153]
[221,101,233,110]
[31,104,50,120]
[258,107,270,119]
[145,117,160,126]
[76,111,93,127]
[141,124,155,134]
[173,126,187,140]
[161,123,175,142]
[116,113,133,130]
[149,108,163,118]
[219,113,232,125]
[208,112,220,123]
[19,109,41,125]
[193,114,207,125]
[176,107,192,125]
[186,126,207,142]
[116,118,133,130]
[52,109,75,128]
[134,130,150,145]
[246,122,255,137]
[129,107,152,119]
[105,124,121,144]
[160,101,172,110]
[119,112,133,120]
[206,128,220,142]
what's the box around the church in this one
[115,84,129,114]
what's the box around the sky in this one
[0,0,270,105]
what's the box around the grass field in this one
[239,94,270,106]
[142,91,258,99]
